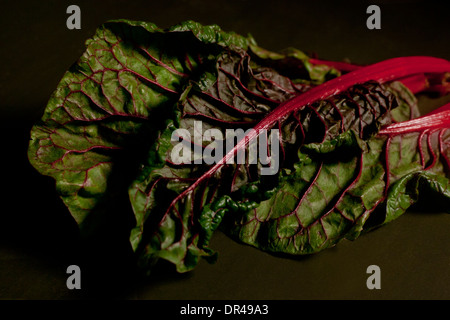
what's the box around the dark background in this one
[0,0,449,300]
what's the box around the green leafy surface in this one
[28,20,450,273]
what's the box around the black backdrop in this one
[0,0,449,300]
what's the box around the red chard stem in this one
[169,56,450,209]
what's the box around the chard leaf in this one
[129,78,427,271]
[222,87,450,255]
[384,171,450,225]
[28,19,253,232]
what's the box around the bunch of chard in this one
[28,20,450,272]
